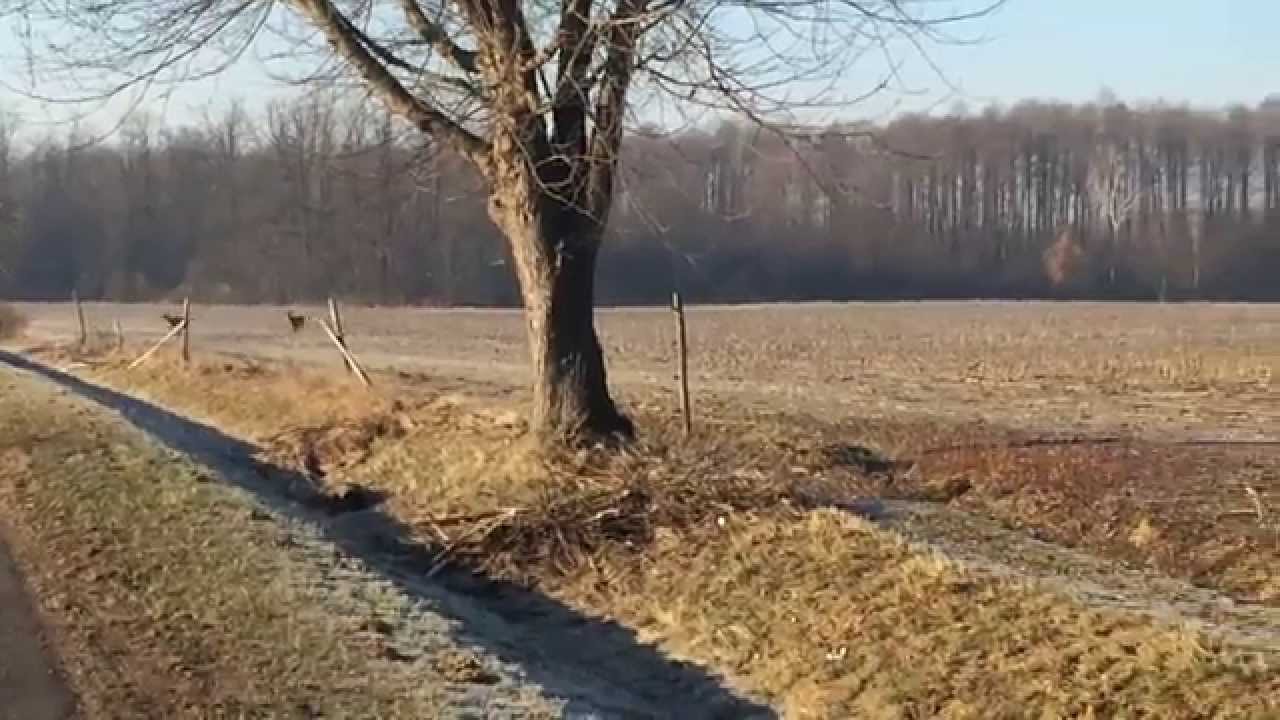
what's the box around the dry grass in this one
[56,352,1280,717]
[0,302,27,340]
[568,511,1280,718]
[93,354,401,439]
[0,374,459,718]
[334,400,813,585]
[908,440,1280,605]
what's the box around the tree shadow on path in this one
[0,351,775,720]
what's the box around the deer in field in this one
[161,313,184,328]
[286,311,306,332]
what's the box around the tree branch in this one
[397,0,480,73]
[294,0,490,172]
[551,0,596,156]
[586,0,646,220]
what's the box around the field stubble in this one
[14,301,1280,440]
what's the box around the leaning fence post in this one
[73,289,87,348]
[672,291,692,436]
[180,297,191,365]
[319,317,371,388]
[127,318,186,370]
[328,296,352,372]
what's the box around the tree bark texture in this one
[490,180,633,442]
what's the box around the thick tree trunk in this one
[494,198,633,443]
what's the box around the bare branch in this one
[293,0,490,171]
[397,0,480,73]
[586,0,646,219]
[550,0,595,155]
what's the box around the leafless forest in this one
[3,94,1280,306]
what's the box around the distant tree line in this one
[2,93,1279,305]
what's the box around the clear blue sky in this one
[1,0,1277,136]
[917,0,1279,111]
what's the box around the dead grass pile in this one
[0,302,27,339]
[432,439,807,583]
[338,401,816,585]
[260,410,417,480]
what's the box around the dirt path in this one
[0,353,772,719]
[0,538,75,720]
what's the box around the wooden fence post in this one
[328,297,351,372]
[181,297,191,365]
[320,318,371,388]
[73,290,87,348]
[672,291,692,436]
[127,318,186,369]
[114,319,124,352]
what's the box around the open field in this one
[7,301,1280,716]
[15,301,1280,440]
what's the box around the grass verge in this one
[0,369,513,718]
[45,351,1280,717]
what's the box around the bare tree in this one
[0,112,20,293]
[7,0,1000,440]
[1088,140,1142,286]
[10,95,1280,314]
